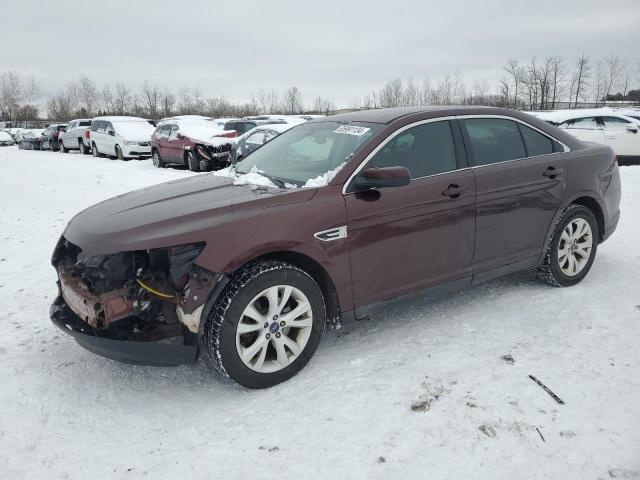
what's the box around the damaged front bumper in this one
[49,237,225,366]
[50,295,198,366]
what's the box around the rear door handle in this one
[442,184,469,198]
[543,167,564,178]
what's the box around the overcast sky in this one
[1,0,639,106]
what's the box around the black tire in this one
[152,150,164,168]
[92,143,101,158]
[115,145,125,160]
[186,151,200,172]
[80,140,90,155]
[202,261,326,389]
[59,140,68,153]
[536,204,599,287]
[48,140,54,151]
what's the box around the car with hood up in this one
[151,117,235,171]
[50,106,621,389]
[89,116,155,160]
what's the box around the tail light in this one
[85,130,90,139]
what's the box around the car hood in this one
[63,174,316,255]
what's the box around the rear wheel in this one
[536,205,598,287]
[202,261,325,389]
[79,140,90,155]
[186,151,200,172]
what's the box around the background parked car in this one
[0,131,15,146]
[90,116,155,160]
[151,117,234,171]
[526,108,640,165]
[40,124,68,151]
[17,131,42,150]
[232,123,295,162]
[223,118,286,136]
[58,118,92,154]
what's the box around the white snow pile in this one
[303,161,347,187]
[213,165,277,188]
[213,161,346,189]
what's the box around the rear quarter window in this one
[462,118,526,166]
[518,124,555,157]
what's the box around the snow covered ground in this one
[0,146,639,480]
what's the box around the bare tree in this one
[312,96,335,113]
[0,70,23,121]
[549,55,567,109]
[114,83,131,115]
[603,54,625,100]
[78,74,98,116]
[283,86,302,113]
[23,75,40,105]
[46,93,73,121]
[572,54,591,107]
[160,87,176,117]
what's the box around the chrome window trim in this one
[342,116,458,195]
[342,114,571,195]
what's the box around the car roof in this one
[92,116,150,122]
[318,106,508,124]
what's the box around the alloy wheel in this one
[557,218,593,276]
[235,285,313,373]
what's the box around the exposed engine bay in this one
[52,237,220,342]
[194,142,233,171]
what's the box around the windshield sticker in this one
[333,125,371,136]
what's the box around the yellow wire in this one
[136,279,174,299]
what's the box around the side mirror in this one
[626,124,638,134]
[108,130,115,136]
[352,166,411,191]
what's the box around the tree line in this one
[1,53,638,122]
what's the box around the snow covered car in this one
[0,131,15,146]
[232,123,295,162]
[151,117,235,171]
[40,124,68,151]
[223,118,286,136]
[50,106,621,389]
[17,132,42,150]
[526,108,640,164]
[58,118,92,154]
[90,116,155,160]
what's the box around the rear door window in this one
[462,118,526,166]
[78,121,91,127]
[518,124,555,157]
[367,120,457,179]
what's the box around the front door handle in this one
[442,184,469,198]
[543,167,564,178]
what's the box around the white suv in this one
[90,116,155,160]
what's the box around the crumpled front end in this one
[50,236,223,365]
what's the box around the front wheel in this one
[115,145,125,160]
[186,151,200,172]
[59,140,68,153]
[536,205,598,287]
[202,261,325,389]
[152,151,164,168]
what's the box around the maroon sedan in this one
[51,106,620,388]
[151,119,234,172]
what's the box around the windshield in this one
[234,121,381,185]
